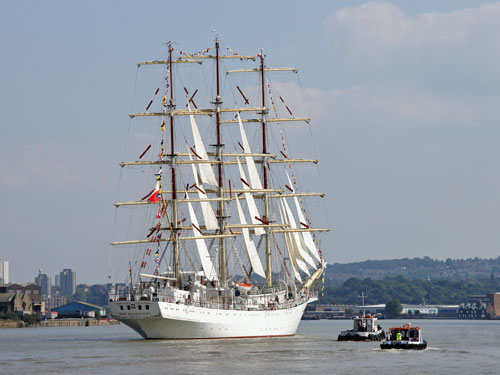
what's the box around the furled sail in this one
[282,197,316,270]
[235,194,266,278]
[278,199,305,281]
[237,157,265,236]
[238,113,263,190]
[186,191,218,280]
[286,172,321,262]
[188,103,218,187]
[187,147,218,230]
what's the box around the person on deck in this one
[396,331,402,341]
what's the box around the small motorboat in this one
[380,323,427,350]
[338,293,385,341]
[337,314,385,341]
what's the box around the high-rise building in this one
[35,269,52,297]
[59,269,76,296]
[0,260,9,284]
[55,274,60,287]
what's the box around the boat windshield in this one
[409,329,420,340]
[389,327,420,341]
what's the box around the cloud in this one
[270,81,494,134]
[0,142,113,189]
[260,2,500,135]
[323,2,500,88]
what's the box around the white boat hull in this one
[110,299,312,339]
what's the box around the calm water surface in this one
[0,319,499,374]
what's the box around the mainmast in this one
[167,41,180,284]
[260,50,272,287]
[215,36,227,285]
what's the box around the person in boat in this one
[386,331,391,341]
[396,331,402,341]
[361,320,366,332]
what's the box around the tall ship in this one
[109,36,329,339]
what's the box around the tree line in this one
[321,276,500,305]
[324,256,500,286]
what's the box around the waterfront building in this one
[59,269,76,296]
[458,295,489,319]
[43,296,68,311]
[401,305,438,317]
[303,303,458,319]
[0,283,42,303]
[51,301,106,318]
[34,270,51,297]
[55,274,60,287]
[486,293,500,319]
[0,260,8,284]
[0,292,32,314]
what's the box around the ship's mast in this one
[215,36,227,285]
[167,41,180,284]
[260,50,272,287]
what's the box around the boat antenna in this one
[359,292,367,317]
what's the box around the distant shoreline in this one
[0,318,119,329]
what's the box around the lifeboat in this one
[234,282,253,293]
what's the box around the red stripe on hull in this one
[145,333,296,340]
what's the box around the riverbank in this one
[0,318,119,329]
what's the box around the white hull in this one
[110,299,312,339]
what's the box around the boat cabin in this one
[388,324,422,342]
[352,314,380,333]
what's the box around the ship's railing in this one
[109,289,316,311]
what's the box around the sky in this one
[1,0,500,284]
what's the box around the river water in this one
[0,319,498,374]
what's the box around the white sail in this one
[238,113,263,190]
[188,147,218,230]
[278,200,302,283]
[286,172,321,262]
[186,191,218,280]
[188,103,218,187]
[235,195,266,278]
[282,197,316,270]
[237,157,265,236]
